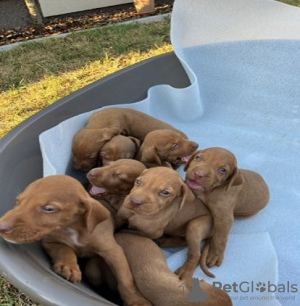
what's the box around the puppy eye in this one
[194,155,203,161]
[159,190,170,196]
[41,205,57,213]
[219,167,227,174]
[171,143,179,149]
[135,179,141,186]
[88,155,97,160]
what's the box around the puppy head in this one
[184,147,244,192]
[140,130,198,167]
[99,135,141,166]
[87,159,146,197]
[122,167,194,216]
[0,175,110,243]
[72,128,120,171]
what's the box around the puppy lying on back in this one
[115,167,215,280]
[184,147,270,268]
[99,135,141,166]
[87,159,146,214]
[85,233,232,306]
[0,175,150,306]
[72,108,187,171]
[136,130,198,169]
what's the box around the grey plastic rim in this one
[0,52,190,305]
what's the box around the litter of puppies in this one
[0,107,269,306]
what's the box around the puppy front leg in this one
[114,206,134,229]
[155,235,187,247]
[205,210,234,268]
[42,241,81,283]
[93,219,151,306]
[175,215,213,280]
[100,244,151,306]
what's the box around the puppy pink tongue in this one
[89,186,107,196]
[186,179,202,190]
[181,156,189,163]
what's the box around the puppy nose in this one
[130,197,143,208]
[0,222,13,235]
[194,170,206,179]
[87,169,96,179]
[191,142,199,149]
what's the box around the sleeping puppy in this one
[99,135,141,166]
[115,167,215,279]
[184,147,270,268]
[0,175,150,306]
[72,108,187,171]
[72,127,120,171]
[87,159,146,213]
[85,233,232,306]
[136,130,199,169]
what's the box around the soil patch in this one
[0,1,173,46]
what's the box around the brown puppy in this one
[72,108,187,171]
[72,127,120,171]
[184,147,270,268]
[85,233,232,306]
[87,159,146,214]
[0,175,150,306]
[99,135,141,166]
[136,130,199,169]
[116,167,214,280]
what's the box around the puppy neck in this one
[190,188,207,205]
[101,194,126,213]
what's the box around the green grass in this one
[0,18,172,137]
[279,0,300,6]
[0,276,40,306]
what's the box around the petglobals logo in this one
[212,281,298,294]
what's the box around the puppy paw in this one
[206,246,224,267]
[175,265,193,281]
[52,262,82,283]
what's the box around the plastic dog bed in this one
[0,52,190,305]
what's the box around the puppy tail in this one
[200,242,215,278]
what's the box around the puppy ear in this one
[99,150,110,160]
[226,168,244,190]
[96,128,120,143]
[129,136,141,151]
[80,194,110,232]
[141,146,162,166]
[178,182,195,210]
[183,151,199,171]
